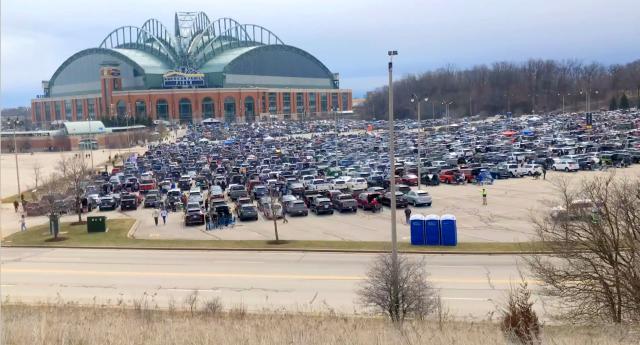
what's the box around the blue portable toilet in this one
[425,214,441,245]
[410,214,426,245]
[440,214,457,246]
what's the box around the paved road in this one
[0,248,540,319]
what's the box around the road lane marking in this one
[1,268,539,284]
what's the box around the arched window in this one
[135,100,146,116]
[179,98,192,123]
[244,96,255,123]
[202,97,214,119]
[224,97,236,123]
[156,99,168,120]
[116,100,127,116]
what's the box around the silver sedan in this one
[404,190,433,206]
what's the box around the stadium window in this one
[244,96,255,123]
[156,99,168,120]
[202,97,214,118]
[309,93,317,114]
[116,100,127,116]
[268,93,277,113]
[283,93,291,114]
[75,100,84,120]
[296,92,304,113]
[45,103,51,121]
[87,99,95,118]
[35,104,42,123]
[321,94,328,112]
[179,98,192,124]
[55,102,61,120]
[224,96,236,123]
[135,100,146,116]
[331,93,339,111]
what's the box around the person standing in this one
[13,200,19,213]
[282,211,288,224]
[482,188,488,206]
[152,208,160,226]
[20,214,27,232]
[160,208,168,225]
[404,207,412,224]
[542,165,547,180]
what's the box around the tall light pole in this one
[580,89,599,115]
[442,100,454,133]
[387,49,399,280]
[88,114,95,171]
[11,118,22,199]
[411,94,428,190]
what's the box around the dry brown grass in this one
[1,303,638,345]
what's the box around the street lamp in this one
[410,94,428,190]
[8,118,23,199]
[442,100,454,133]
[387,50,399,308]
[579,89,599,115]
[557,92,570,114]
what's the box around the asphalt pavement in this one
[0,247,541,319]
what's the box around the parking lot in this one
[5,110,639,244]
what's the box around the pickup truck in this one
[308,179,332,192]
[120,193,138,211]
[347,177,368,191]
[332,193,358,213]
[139,178,156,194]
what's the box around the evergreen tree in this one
[619,94,630,110]
[609,96,618,111]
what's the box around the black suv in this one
[120,194,138,211]
[310,197,334,215]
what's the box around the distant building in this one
[31,11,352,127]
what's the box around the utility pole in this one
[387,50,399,310]
[12,118,22,199]
[411,94,428,190]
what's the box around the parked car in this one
[332,193,358,212]
[228,184,248,201]
[380,191,408,208]
[185,205,205,226]
[310,197,334,215]
[552,159,579,172]
[99,195,119,211]
[400,174,418,186]
[263,202,283,219]
[143,194,161,208]
[237,204,259,221]
[357,192,381,211]
[120,193,138,211]
[404,190,432,206]
[347,177,368,191]
[286,200,309,216]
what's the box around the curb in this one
[0,244,551,255]
[126,220,140,239]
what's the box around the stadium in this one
[30,11,352,126]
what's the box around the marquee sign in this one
[163,67,206,88]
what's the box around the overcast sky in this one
[1,0,638,107]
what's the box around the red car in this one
[401,174,418,186]
[439,169,465,184]
[356,192,381,211]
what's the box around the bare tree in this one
[526,174,640,323]
[58,156,89,223]
[32,162,42,190]
[357,254,438,323]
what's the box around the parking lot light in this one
[387,49,399,285]
[411,94,428,190]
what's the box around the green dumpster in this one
[49,214,60,236]
[87,216,107,233]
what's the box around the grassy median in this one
[2,219,542,253]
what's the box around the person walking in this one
[152,208,159,226]
[542,165,547,180]
[282,212,288,224]
[404,207,412,224]
[160,208,168,225]
[482,188,488,206]
[13,200,19,213]
[19,214,27,232]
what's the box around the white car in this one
[308,179,332,192]
[301,175,315,188]
[503,163,527,177]
[332,179,349,191]
[523,164,543,175]
[553,159,579,172]
[347,177,368,191]
[404,190,432,206]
